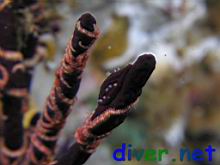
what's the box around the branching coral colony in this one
[0,2,156,165]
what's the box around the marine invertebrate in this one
[0,2,40,164]
[0,1,60,164]
[25,13,100,164]
[0,3,156,165]
[55,53,155,165]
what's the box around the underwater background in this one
[0,0,220,165]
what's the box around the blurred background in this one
[16,0,220,164]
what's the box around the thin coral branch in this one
[24,13,99,164]
[0,1,46,164]
[0,4,156,164]
[1,95,26,165]
[54,54,156,165]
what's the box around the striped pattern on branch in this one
[55,54,156,165]
[25,13,99,164]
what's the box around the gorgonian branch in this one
[55,54,156,165]
[0,2,39,164]
[24,13,99,164]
